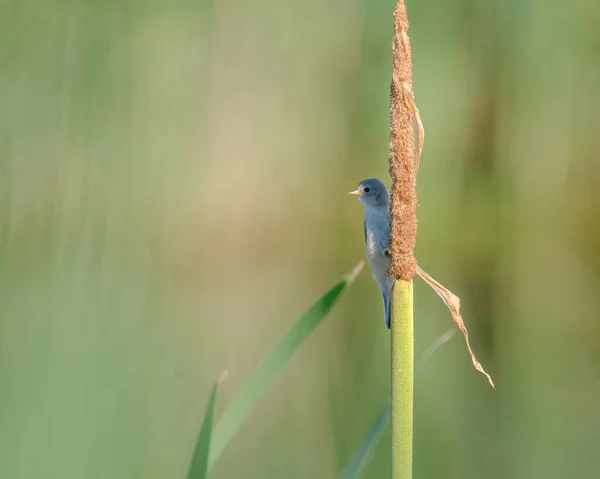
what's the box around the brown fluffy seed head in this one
[388,0,417,281]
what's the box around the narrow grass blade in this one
[187,371,227,479]
[208,261,365,469]
[340,403,391,479]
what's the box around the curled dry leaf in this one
[401,81,424,173]
[394,29,424,173]
[414,106,424,171]
[416,264,495,388]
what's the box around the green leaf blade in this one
[208,261,364,470]
[187,373,226,479]
[340,403,391,479]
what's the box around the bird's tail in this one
[381,276,396,329]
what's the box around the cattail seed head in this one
[388,1,418,281]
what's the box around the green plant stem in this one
[390,279,414,479]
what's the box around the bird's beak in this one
[348,189,362,196]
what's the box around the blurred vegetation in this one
[1,0,599,478]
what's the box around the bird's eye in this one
[364,187,370,193]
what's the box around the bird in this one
[349,178,395,329]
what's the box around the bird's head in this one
[348,178,390,207]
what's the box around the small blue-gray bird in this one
[349,178,395,329]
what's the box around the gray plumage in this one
[349,178,395,329]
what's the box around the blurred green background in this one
[1,0,599,478]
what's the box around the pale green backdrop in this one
[1,0,599,478]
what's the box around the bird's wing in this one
[365,217,391,257]
[378,220,391,257]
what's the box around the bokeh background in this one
[1,0,599,478]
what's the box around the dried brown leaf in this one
[394,79,424,172]
[413,105,424,172]
[416,264,495,388]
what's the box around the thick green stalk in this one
[390,279,414,479]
